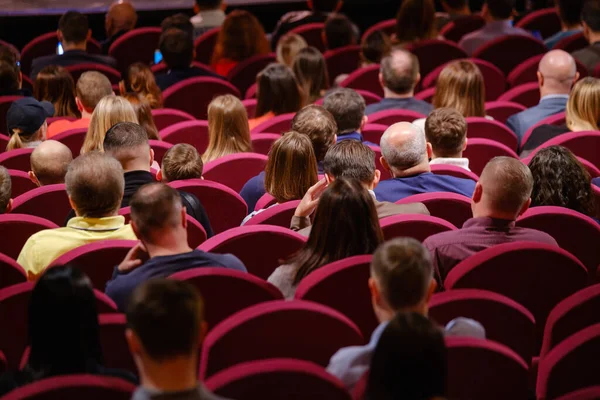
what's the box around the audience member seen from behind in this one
[507,50,578,142]
[126,279,228,400]
[323,13,358,50]
[18,152,136,280]
[155,28,222,92]
[544,0,584,49]
[528,146,598,220]
[161,13,194,37]
[191,0,226,38]
[159,143,204,182]
[0,166,12,214]
[240,104,337,211]
[328,238,483,390]
[122,93,160,140]
[291,141,430,236]
[81,95,138,153]
[29,140,73,186]
[365,48,433,116]
[30,11,117,79]
[6,98,54,151]
[0,266,136,397]
[211,10,270,77]
[106,184,246,311]
[425,108,470,171]
[322,88,368,143]
[365,312,447,400]
[268,177,383,299]
[119,62,163,109]
[522,77,600,156]
[394,0,438,46]
[458,0,531,56]
[249,63,303,130]
[47,71,114,138]
[424,157,558,286]
[33,66,80,118]
[243,131,318,223]
[293,47,330,104]
[102,1,138,54]
[0,45,28,97]
[374,122,476,202]
[203,94,252,163]
[572,0,600,74]
[276,33,308,67]
[360,31,391,67]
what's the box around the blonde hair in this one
[432,60,486,118]
[276,33,308,67]
[81,96,138,153]
[203,95,252,163]
[566,77,600,131]
[7,122,47,151]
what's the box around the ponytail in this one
[6,130,25,151]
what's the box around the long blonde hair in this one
[566,77,600,132]
[203,95,252,163]
[7,122,47,151]
[432,60,486,118]
[81,96,138,153]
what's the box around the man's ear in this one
[368,277,380,304]
[426,142,433,159]
[125,328,142,356]
[5,198,12,214]
[156,169,164,182]
[28,171,40,187]
[462,137,468,151]
[380,156,391,174]
[472,182,483,204]
[573,71,580,85]
[199,321,208,344]
[57,30,64,43]
[68,196,78,215]
[149,148,155,167]
[372,169,381,189]
[360,115,368,131]
[130,219,141,240]
[181,206,188,229]
[378,72,385,90]
[86,29,92,41]
[537,71,544,88]
[414,72,421,89]
[18,72,22,88]
[75,97,84,113]
[518,198,532,217]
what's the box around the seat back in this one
[414,87,435,102]
[53,127,87,157]
[0,214,57,260]
[361,19,396,42]
[361,123,387,144]
[396,192,472,228]
[9,169,37,197]
[324,45,361,85]
[163,77,240,120]
[439,14,486,42]
[0,96,24,136]
[380,214,457,242]
[250,113,295,134]
[198,225,306,279]
[430,289,535,363]
[520,112,566,151]
[555,32,588,53]
[199,300,363,378]
[530,131,600,169]
[242,98,257,118]
[203,153,268,193]
[254,192,277,211]
[48,240,137,290]
[555,386,600,400]
[367,109,426,126]
[0,282,33,369]
[194,27,221,65]
[227,54,276,96]
[497,81,541,108]
[244,200,301,228]
[466,116,519,151]
[295,255,377,338]
[0,133,9,152]
[462,138,519,176]
[98,314,136,374]
[205,359,352,400]
[108,27,162,73]
[355,89,382,105]
[288,23,326,52]
[406,39,467,79]
[171,267,283,331]
[0,252,27,290]
[250,133,280,155]
[430,164,479,181]
[0,147,34,171]
[515,7,561,38]
[473,35,547,75]
[339,64,383,97]
[160,120,210,154]
[11,184,70,226]
[446,337,529,400]
[169,179,247,234]
[484,101,527,124]
[64,63,121,84]
[508,55,588,88]
[151,108,195,131]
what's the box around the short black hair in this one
[195,0,222,9]
[323,140,376,184]
[161,13,194,38]
[58,11,89,44]
[582,0,600,32]
[486,0,516,19]
[322,88,365,134]
[311,0,342,12]
[159,28,194,69]
[558,0,584,26]
[324,14,357,50]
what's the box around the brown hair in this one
[292,47,330,104]
[34,66,80,118]
[322,88,365,134]
[265,131,318,203]
[65,152,124,218]
[0,166,11,213]
[255,63,303,118]
[82,96,138,153]
[566,77,600,131]
[276,33,307,67]
[130,183,183,243]
[361,30,391,66]
[121,93,160,140]
[291,105,337,162]
[76,71,114,112]
[204,95,252,163]
[120,63,163,109]
[395,0,437,45]
[211,10,270,65]
[7,124,47,151]
[479,157,533,215]
[424,107,468,157]
[161,144,204,182]
[323,140,377,184]
[433,60,486,117]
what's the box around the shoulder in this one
[423,229,464,250]
[516,226,558,245]
[378,201,430,217]
[202,251,247,272]
[32,54,55,66]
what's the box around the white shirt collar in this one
[429,157,471,171]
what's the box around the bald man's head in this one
[29,140,73,186]
[380,48,420,95]
[380,122,429,173]
[538,50,578,95]
[477,157,533,217]
[106,1,137,38]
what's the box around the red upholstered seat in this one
[414,87,435,102]
[64,63,121,84]
[361,19,396,42]
[0,214,57,260]
[430,164,479,181]
[98,314,136,374]
[151,108,195,131]
[514,7,561,39]
[380,214,457,242]
[466,116,519,151]
[250,113,295,134]
[160,120,210,154]
[520,112,566,151]
[227,54,276,96]
[0,133,9,152]
[406,39,468,80]
[367,109,426,126]
[0,282,33,370]
[556,386,600,400]
[324,45,361,85]
[250,133,280,155]
[462,138,519,176]
[472,35,547,76]
[361,123,387,144]
[108,27,162,73]
[203,153,268,193]
[484,101,526,124]
[525,131,600,169]
[254,193,277,211]
[0,252,27,290]
[339,64,383,98]
[242,98,257,118]
[244,200,301,228]
[11,184,70,226]
[194,27,220,65]
[439,14,486,43]
[497,82,541,108]
[8,169,37,198]
[53,127,87,157]
[163,77,240,120]
[555,32,588,53]
[287,23,326,52]
[0,147,34,171]
[396,192,472,228]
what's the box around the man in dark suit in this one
[291,140,430,235]
[30,11,117,79]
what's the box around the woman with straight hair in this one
[203,94,252,163]
[292,47,330,104]
[249,63,303,130]
[119,63,163,109]
[394,0,438,46]
[523,77,600,156]
[268,177,383,298]
[276,33,308,67]
[122,92,160,140]
[0,266,136,396]
[81,96,138,153]
[34,65,80,118]
[242,131,318,224]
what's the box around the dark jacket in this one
[30,50,117,79]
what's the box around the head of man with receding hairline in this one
[291,104,337,162]
[380,121,432,177]
[0,166,12,213]
[105,1,137,39]
[29,140,73,186]
[537,50,579,97]
[76,71,114,118]
[104,121,154,172]
[379,48,421,98]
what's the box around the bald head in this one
[477,157,533,218]
[30,140,73,186]
[380,122,428,174]
[106,1,137,38]
[380,48,420,95]
[538,50,578,95]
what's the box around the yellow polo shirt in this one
[17,216,137,281]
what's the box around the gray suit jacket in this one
[506,96,568,145]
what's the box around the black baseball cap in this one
[6,98,54,135]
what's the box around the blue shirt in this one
[105,250,246,311]
[506,95,568,145]
[593,177,600,188]
[374,172,476,203]
[337,131,379,147]
[365,98,433,116]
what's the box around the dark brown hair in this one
[395,0,437,44]
[211,10,270,64]
[130,183,183,242]
[121,63,163,109]
[361,30,391,66]
[34,66,80,118]
[424,107,468,157]
[291,105,337,161]
[322,88,365,134]
[162,143,204,182]
[121,93,160,140]
[323,140,376,184]
[292,47,329,104]
[255,63,303,117]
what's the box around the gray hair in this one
[380,123,427,171]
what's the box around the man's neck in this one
[80,109,93,119]
[540,87,570,99]
[432,152,462,160]
[145,232,193,258]
[123,163,151,173]
[562,22,581,31]
[472,207,517,221]
[378,303,428,323]
[62,42,87,52]
[139,356,198,393]
[391,162,430,178]
[383,87,414,99]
